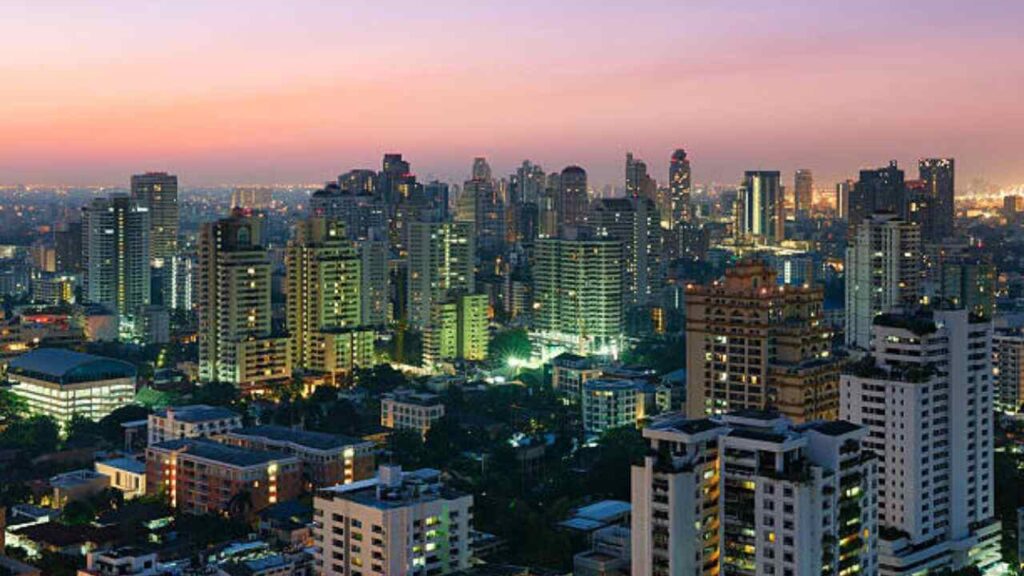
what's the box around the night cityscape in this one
[2,2,1024,576]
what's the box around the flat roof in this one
[150,438,292,468]
[230,425,369,451]
[97,457,146,474]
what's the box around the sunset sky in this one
[3,0,1023,189]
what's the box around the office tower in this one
[557,165,589,229]
[841,309,1001,574]
[938,255,996,318]
[359,229,391,326]
[849,161,906,229]
[684,261,837,420]
[625,153,656,200]
[286,217,374,381]
[512,160,546,205]
[994,328,1024,413]
[310,182,387,241]
[631,411,877,576]
[81,195,151,318]
[406,221,474,329]
[423,293,489,367]
[423,180,450,221]
[131,173,178,305]
[54,221,82,273]
[844,213,921,349]
[338,169,378,195]
[590,197,662,307]
[230,186,273,210]
[313,465,473,576]
[919,158,955,241]
[794,169,813,218]
[463,162,505,257]
[534,229,623,355]
[667,149,691,227]
[836,179,854,220]
[197,210,290,391]
[736,170,784,244]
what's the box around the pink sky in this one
[2,0,1023,189]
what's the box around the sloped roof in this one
[8,348,136,385]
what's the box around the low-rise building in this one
[581,379,656,435]
[220,425,375,488]
[95,457,147,500]
[380,389,445,437]
[79,547,164,576]
[550,353,602,399]
[313,465,473,576]
[148,405,243,445]
[50,469,110,509]
[146,438,302,516]
[7,348,136,429]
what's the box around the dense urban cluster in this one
[0,151,1023,576]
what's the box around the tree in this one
[488,328,532,364]
[64,414,106,448]
[385,429,425,468]
[354,365,409,396]
[586,425,647,499]
[190,381,239,406]
[423,416,470,468]
[61,499,97,525]
[97,404,150,445]
[0,389,28,428]
[0,415,60,456]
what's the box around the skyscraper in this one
[198,210,290,391]
[310,182,387,241]
[556,165,588,229]
[590,197,662,307]
[667,148,691,227]
[286,217,374,381]
[631,411,877,576]
[841,309,1001,574]
[737,170,784,244]
[849,161,905,229]
[423,293,489,367]
[379,153,411,205]
[684,261,837,421]
[463,161,505,258]
[81,195,151,319]
[836,179,855,219]
[533,229,623,355]
[131,172,178,305]
[359,228,391,327]
[844,212,921,349]
[919,157,955,241]
[794,168,813,218]
[625,153,656,201]
[406,221,474,329]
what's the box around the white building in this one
[147,404,242,446]
[380,390,445,437]
[80,547,162,576]
[845,212,920,349]
[6,348,136,429]
[582,379,655,435]
[840,309,1002,575]
[631,411,877,576]
[95,457,147,500]
[993,328,1024,413]
[313,465,473,576]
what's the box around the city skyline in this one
[3,0,1023,188]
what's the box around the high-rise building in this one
[338,169,378,196]
[423,293,489,367]
[737,170,784,244]
[310,183,387,241]
[82,195,151,318]
[512,160,546,205]
[406,221,474,329]
[938,255,995,318]
[844,213,921,349]
[625,153,656,201]
[631,411,877,576]
[359,229,391,327]
[534,229,623,355]
[463,165,505,257]
[794,168,813,218]
[286,217,374,382]
[313,465,473,576]
[685,261,837,421]
[849,161,905,229]
[54,221,83,273]
[231,186,273,210]
[841,309,1001,575]
[994,328,1024,414]
[836,179,855,220]
[379,153,411,205]
[170,251,195,312]
[590,197,662,307]
[667,149,691,227]
[557,165,589,229]
[197,210,291,392]
[131,173,177,306]
[919,158,955,241]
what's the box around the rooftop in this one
[230,425,368,451]
[153,404,240,423]
[8,348,136,385]
[149,438,294,468]
[802,420,862,437]
[96,456,146,475]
